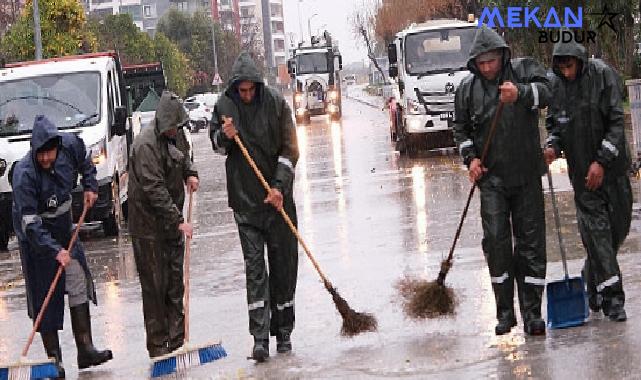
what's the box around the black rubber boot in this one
[276,332,292,354]
[251,338,269,363]
[70,303,113,369]
[607,305,627,322]
[494,317,517,335]
[524,318,546,336]
[41,331,65,379]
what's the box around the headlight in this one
[0,158,6,177]
[328,90,338,101]
[88,138,107,165]
[406,98,422,114]
[294,93,303,104]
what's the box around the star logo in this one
[588,5,620,33]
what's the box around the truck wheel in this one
[331,109,342,121]
[103,180,122,236]
[395,134,406,153]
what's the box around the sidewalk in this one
[344,84,386,109]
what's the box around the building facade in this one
[81,0,171,35]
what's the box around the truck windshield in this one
[405,28,476,75]
[296,53,328,74]
[0,72,101,136]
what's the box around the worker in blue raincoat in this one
[12,116,113,378]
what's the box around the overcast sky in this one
[281,0,370,64]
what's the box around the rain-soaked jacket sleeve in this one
[13,172,63,257]
[513,58,551,111]
[72,135,98,193]
[595,67,625,169]
[210,105,234,155]
[271,98,299,196]
[453,79,477,167]
[136,143,184,230]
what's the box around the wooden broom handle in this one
[184,189,194,344]
[233,135,332,289]
[22,205,88,357]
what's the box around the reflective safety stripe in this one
[248,300,265,311]
[491,272,509,284]
[546,135,559,143]
[21,214,42,234]
[39,199,72,219]
[213,130,227,155]
[276,300,294,311]
[278,156,294,171]
[531,83,539,110]
[602,140,619,157]
[524,276,546,286]
[597,275,620,292]
[460,139,473,149]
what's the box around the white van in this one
[0,52,133,249]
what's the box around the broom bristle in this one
[1,359,58,380]
[150,343,227,378]
[396,276,456,319]
[328,286,378,336]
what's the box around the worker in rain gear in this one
[12,115,113,378]
[128,91,199,357]
[210,52,299,362]
[544,38,632,322]
[453,26,551,336]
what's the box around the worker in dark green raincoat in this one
[128,91,199,357]
[544,38,632,322]
[210,52,299,362]
[453,26,551,336]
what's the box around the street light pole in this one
[297,0,304,44]
[32,0,43,60]
[211,16,220,91]
[307,13,318,42]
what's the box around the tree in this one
[0,0,23,36]
[88,13,192,97]
[154,32,191,97]
[1,0,96,62]
[158,9,244,93]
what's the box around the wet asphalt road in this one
[2,94,641,379]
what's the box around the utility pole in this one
[33,0,42,60]
[211,18,220,92]
[307,13,318,42]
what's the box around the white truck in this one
[387,19,477,156]
[0,52,135,249]
[288,31,343,124]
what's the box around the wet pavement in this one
[2,96,641,379]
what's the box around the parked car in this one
[185,92,218,133]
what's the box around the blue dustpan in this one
[545,171,589,329]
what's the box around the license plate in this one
[440,112,453,121]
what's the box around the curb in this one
[345,94,382,109]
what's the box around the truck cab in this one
[288,31,343,124]
[388,19,477,156]
[0,52,132,249]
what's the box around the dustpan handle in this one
[546,170,569,279]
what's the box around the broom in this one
[150,189,227,378]
[232,133,377,336]
[0,205,89,379]
[398,102,504,319]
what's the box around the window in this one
[119,5,142,20]
[274,39,285,52]
[220,0,231,5]
[240,6,254,18]
[270,3,282,18]
[271,21,284,34]
[143,5,152,18]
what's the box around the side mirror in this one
[389,66,398,78]
[287,59,295,76]
[113,106,127,136]
[388,43,397,65]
